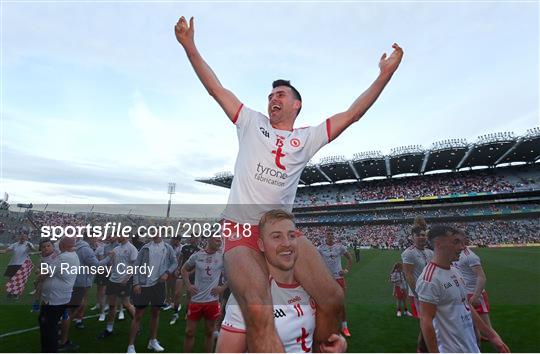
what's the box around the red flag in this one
[5,259,34,295]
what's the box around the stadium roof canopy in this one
[196,127,540,188]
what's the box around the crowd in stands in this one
[301,219,539,249]
[295,166,540,206]
[296,203,540,223]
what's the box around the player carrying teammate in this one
[175,16,403,351]
[318,231,354,336]
[416,226,509,353]
[217,209,346,353]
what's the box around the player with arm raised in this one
[175,15,403,351]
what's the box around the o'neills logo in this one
[254,163,288,187]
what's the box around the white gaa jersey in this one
[222,278,316,353]
[222,105,330,224]
[318,243,347,278]
[416,262,479,353]
[184,249,224,303]
[401,246,434,296]
[453,247,482,294]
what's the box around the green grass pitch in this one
[0,247,538,352]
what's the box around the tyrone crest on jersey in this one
[272,136,287,170]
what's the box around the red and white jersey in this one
[318,243,347,278]
[222,278,316,353]
[416,262,479,353]
[222,105,330,224]
[401,246,434,296]
[453,247,482,294]
[184,249,224,303]
[390,271,407,289]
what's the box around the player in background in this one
[181,236,226,353]
[216,209,346,353]
[389,262,410,317]
[352,240,360,263]
[175,16,403,351]
[164,237,182,311]
[401,217,433,352]
[318,231,354,336]
[170,236,200,325]
[127,236,177,353]
[95,236,118,321]
[416,226,509,353]
[59,234,113,351]
[453,229,494,344]
[97,237,137,339]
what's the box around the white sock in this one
[106,323,113,332]
[150,339,157,344]
[342,321,348,329]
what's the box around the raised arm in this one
[175,16,242,122]
[327,43,404,141]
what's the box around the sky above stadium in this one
[2,1,539,210]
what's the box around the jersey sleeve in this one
[416,277,441,305]
[467,252,481,268]
[401,250,415,265]
[302,120,331,158]
[184,252,197,269]
[234,105,262,142]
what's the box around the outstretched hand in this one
[175,16,195,48]
[379,43,404,78]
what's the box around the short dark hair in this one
[427,225,457,242]
[39,239,53,250]
[272,79,302,116]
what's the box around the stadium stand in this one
[196,128,540,249]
